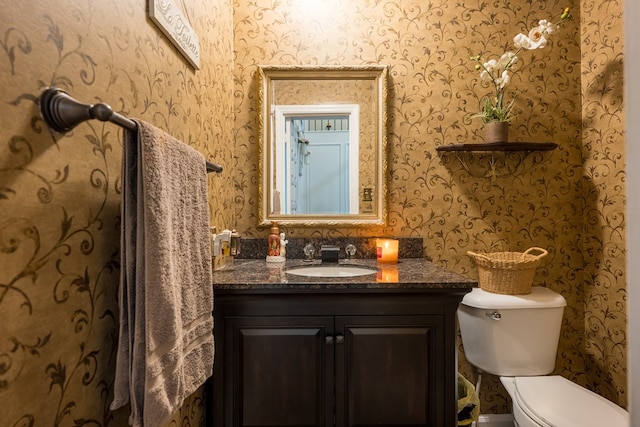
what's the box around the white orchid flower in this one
[479,59,498,82]
[471,8,571,124]
[483,59,498,71]
[538,19,559,35]
[495,70,511,89]
[526,25,548,49]
[513,33,533,49]
[499,52,518,69]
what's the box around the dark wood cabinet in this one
[336,315,442,426]
[225,315,333,427]
[209,291,463,427]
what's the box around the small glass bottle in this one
[267,222,280,257]
[230,229,241,257]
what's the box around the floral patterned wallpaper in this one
[0,0,627,424]
[0,0,234,425]
[233,0,627,413]
[579,0,626,406]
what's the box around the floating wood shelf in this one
[436,142,558,181]
[436,142,558,152]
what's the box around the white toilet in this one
[458,286,629,427]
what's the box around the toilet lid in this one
[461,286,566,309]
[514,376,628,427]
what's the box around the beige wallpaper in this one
[0,0,627,424]
[234,0,627,413]
[580,0,626,406]
[0,0,235,425]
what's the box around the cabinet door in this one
[335,315,444,427]
[225,316,334,427]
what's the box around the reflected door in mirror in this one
[281,116,355,215]
[258,65,388,226]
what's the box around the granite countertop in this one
[212,258,477,293]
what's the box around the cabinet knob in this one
[326,336,334,345]
[335,335,344,344]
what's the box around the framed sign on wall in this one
[148,0,201,69]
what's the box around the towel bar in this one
[38,87,223,174]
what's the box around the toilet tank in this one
[458,287,566,376]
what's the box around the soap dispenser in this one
[266,222,285,263]
[268,222,280,256]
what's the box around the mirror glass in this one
[258,65,388,226]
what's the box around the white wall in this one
[624,0,639,424]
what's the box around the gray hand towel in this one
[111,120,214,427]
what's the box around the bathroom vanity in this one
[207,259,475,427]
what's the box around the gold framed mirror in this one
[257,65,388,226]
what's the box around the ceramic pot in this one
[484,121,509,143]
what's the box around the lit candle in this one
[376,238,399,263]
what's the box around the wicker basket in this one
[467,247,548,295]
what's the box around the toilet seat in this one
[511,376,628,427]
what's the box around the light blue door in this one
[298,130,349,214]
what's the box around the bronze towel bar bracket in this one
[38,87,223,174]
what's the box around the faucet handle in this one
[303,243,316,262]
[345,243,357,259]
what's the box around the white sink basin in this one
[285,265,378,278]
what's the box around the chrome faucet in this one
[320,245,340,263]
